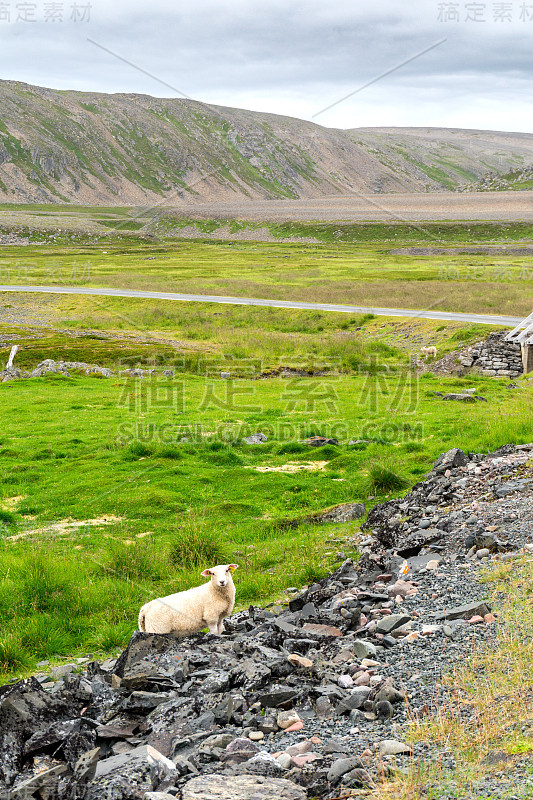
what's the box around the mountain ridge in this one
[1,79,533,205]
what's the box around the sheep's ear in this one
[228,564,238,572]
[201,569,212,577]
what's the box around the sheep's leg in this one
[217,618,225,634]
[206,619,220,635]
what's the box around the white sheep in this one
[138,564,238,636]
[420,346,437,359]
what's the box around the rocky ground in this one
[1,445,533,799]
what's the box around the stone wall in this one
[459,332,523,377]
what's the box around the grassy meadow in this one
[0,215,532,683]
[1,213,533,315]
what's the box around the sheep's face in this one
[201,564,238,588]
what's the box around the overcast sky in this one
[1,0,533,132]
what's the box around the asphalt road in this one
[0,285,523,326]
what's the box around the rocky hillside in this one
[2,79,533,205]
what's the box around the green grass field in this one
[0,215,532,682]
[0,355,532,680]
[1,214,533,315]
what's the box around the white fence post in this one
[6,345,18,370]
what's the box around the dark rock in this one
[495,479,533,498]
[121,691,174,712]
[337,693,367,714]
[315,696,335,718]
[435,448,469,468]
[396,528,443,557]
[113,632,180,678]
[307,502,366,524]
[220,737,260,764]
[230,659,271,690]
[433,601,491,621]
[0,677,73,787]
[374,699,394,719]
[213,694,234,725]
[375,614,411,635]
[87,745,160,800]
[327,757,364,782]
[442,394,476,403]
[9,764,68,798]
[341,768,374,788]
[306,436,339,447]
[272,618,298,634]
[300,602,317,619]
[258,688,299,708]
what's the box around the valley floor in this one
[162,190,533,222]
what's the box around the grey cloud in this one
[0,0,532,131]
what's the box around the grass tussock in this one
[365,459,411,495]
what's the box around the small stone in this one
[361,658,380,668]
[315,696,334,718]
[354,672,370,686]
[51,664,76,680]
[288,654,313,669]
[283,721,304,732]
[291,753,319,767]
[374,701,394,719]
[375,614,411,635]
[378,740,412,757]
[277,710,301,730]
[285,741,312,757]
[353,639,377,659]
[248,731,264,741]
[477,548,490,559]
[484,613,497,623]
[421,624,440,636]
[338,674,354,689]
[302,623,343,637]
[468,615,484,624]
[426,560,439,571]
[327,757,362,782]
[276,753,292,769]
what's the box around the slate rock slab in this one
[113,632,180,678]
[432,601,491,621]
[375,614,411,635]
[181,774,307,800]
